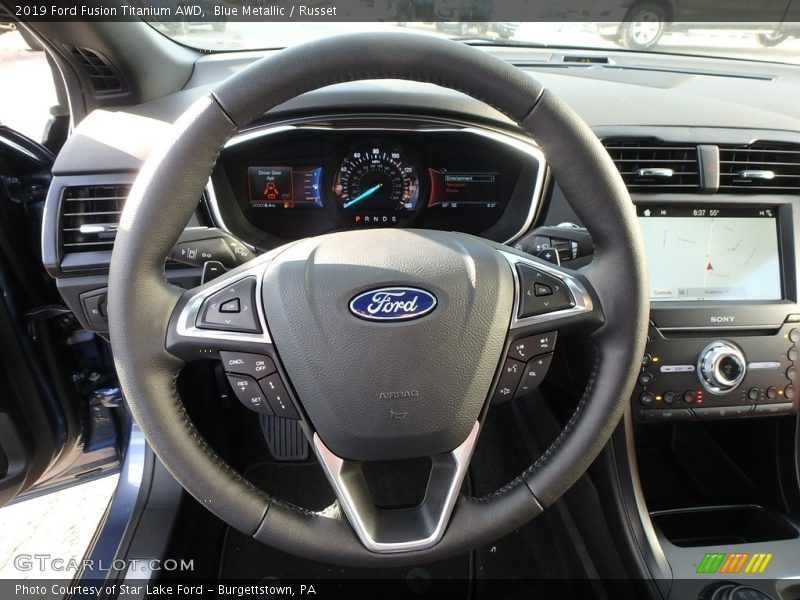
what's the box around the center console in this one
[631,200,800,423]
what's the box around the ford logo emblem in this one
[349,287,437,322]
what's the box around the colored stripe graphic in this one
[744,553,774,574]
[697,553,726,573]
[697,552,774,574]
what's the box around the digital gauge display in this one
[333,147,420,216]
[248,166,323,209]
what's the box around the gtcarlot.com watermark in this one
[13,553,194,573]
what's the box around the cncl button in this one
[219,352,276,380]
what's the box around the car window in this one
[148,21,800,65]
[0,28,57,141]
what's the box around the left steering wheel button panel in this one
[219,352,276,380]
[197,276,261,333]
[227,374,274,415]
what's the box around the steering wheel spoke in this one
[166,258,273,361]
[313,422,480,553]
[489,250,602,404]
[164,258,305,420]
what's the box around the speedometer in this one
[333,147,420,214]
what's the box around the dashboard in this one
[40,46,800,428]
[210,120,546,247]
[33,39,800,593]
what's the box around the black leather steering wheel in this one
[108,32,648,566]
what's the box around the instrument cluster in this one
[214,122,545,245]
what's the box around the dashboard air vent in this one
[602,139,700,192]
[718,142,800,194]
[68,47,126,96]
[60,184,129,253]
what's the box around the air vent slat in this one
[59,184,130,254]
[68,46,126,96]
[718,142,800,194]
[602,138,700,193]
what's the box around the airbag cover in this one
[262,229,513,460]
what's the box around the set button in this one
[227,374,271,414]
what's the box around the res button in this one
[227,374,273,415]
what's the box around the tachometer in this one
[333,147,420,214]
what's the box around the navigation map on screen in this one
[637,207,782,302]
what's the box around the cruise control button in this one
[492,358,525,403]
[197,276,261,333]
[227,374,273,414]
[259,374,299,419]
[515,353,554,398]
[508,331,557,360]
[516,264,574,318]
[219,352,276,379]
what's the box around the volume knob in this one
[697,341,746,394]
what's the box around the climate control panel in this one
[633,322,800,422]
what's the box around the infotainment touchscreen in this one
[637,206,782,302]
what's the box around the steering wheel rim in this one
[109,32,648,566]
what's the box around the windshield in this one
[148,21,800,65]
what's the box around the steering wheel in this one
[109,33,648,566]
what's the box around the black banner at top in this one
[5,0,800,22]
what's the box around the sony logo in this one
[379,390,420,399]
[710,316,736,323]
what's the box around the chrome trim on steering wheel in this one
[312,422,480,554]
[173,257,273,345]
[499,250,594,330]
